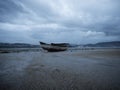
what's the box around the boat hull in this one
[40,42,68,52]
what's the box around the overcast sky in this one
[0,0,120,44]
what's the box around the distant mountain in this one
[84,41,120,47]
[0,43,40,48]
[0,41,120,48]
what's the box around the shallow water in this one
[0,49,120,90]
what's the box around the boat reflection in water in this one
[40,42,69,52]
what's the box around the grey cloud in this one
[0,0,25,22]
[0,0,120,44]
[0,29,37,43]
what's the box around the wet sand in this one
[0,49,120,90]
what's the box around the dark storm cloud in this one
[0,0,120,44]
[0,0,25,22]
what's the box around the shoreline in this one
[0,47,120,53]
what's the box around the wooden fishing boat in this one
[40,42,69,52]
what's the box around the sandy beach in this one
[0,49,120,90]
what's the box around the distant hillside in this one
[0,43,40,48]
[84,41,120,47]
[0,41,120,48]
